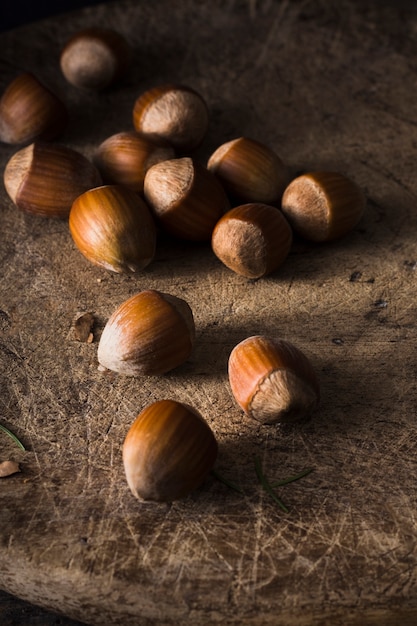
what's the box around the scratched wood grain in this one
[1,1,417,625]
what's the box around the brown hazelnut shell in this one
[97,289,195,376]
[228,335,320,424]
[69,185,156,273]
[207,137,289,204]
[133,84,209,152]
[3,142,101,218]
[281,171,366,242]
[123,399,218,502]
[143,157,230,241]
[60,28,131,90]
[94,131,175,192]
[0,73,68,145]
[211,203,293,278]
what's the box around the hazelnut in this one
[3,142,101,218]
[143,157,230,241]
[211,203,292,278]
[60,28,131,90]
[133,84,209,152]
[97,289,195,376]
[228,335,320,425]
[93,131,175,192]
[281,171,366,242]
[69,185,156,273]
[123,399,218,502]
[207,137,289,204]
[0,73,68,145]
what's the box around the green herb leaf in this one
[271,467,313,488]
[211,469,244,494]
[254,456,289,512]
[0,424,25,451]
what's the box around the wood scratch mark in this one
[360,158,417,203]
[248,0,255,19]
[24,480,62,534]
[247,455,268,598]
[191,519,236,570]
[256,0,291,66]
[119,511,142,553]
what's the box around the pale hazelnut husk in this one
[0,73,68,145]
[123,399,218,502]
[133,84,209,152]
[207,137,289,204]
[3,142,102,218]
[228,335,320,425]
[0,460,20,477]
[211,203,292,279]
[60,28,131,90]
[281,171,366,242]
[93,131,175,192]
[97,289,195,376]
[143,157,230,241]
[69,185,156,273]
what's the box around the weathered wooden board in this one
[1,1,417,625]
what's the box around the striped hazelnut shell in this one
[133,84,209,152]
[60,28,131,90]
[123,399,218,502]
[4,142,101,218]
[143,157,230,241]
[69,185,156,273]
[281,171,366,242]
[97,289,195,376]
[228,335,320,425]
[207,137,289,204]
[0,73,68,145]
[94,131,175,192]
[211,203,293,278]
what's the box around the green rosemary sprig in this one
[211,462,313,506]
[270,467,313,488]
[211,469,245,494]
[0,424,25,451]
[254,456,289,512]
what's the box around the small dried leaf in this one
[0,460,20,477]
[70,312,95,343]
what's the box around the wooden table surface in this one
[1,1,417,624]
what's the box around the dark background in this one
[0,0,112,33]
[1,0,416,33]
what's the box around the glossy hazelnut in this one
[0,73,68,145]
[97,289,195,376]
[133,84,209,152]
[4,142,101,218]
[207,137,289,204]
[143,157,229,241]
[60,28,131,90]
[228,335,320,425]
[123,399,218,502]
[69,185,156,273]
[93,131,175,192]
[281,171,366,242]
[211,203,292,278]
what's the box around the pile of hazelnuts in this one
[0,28,365,503]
